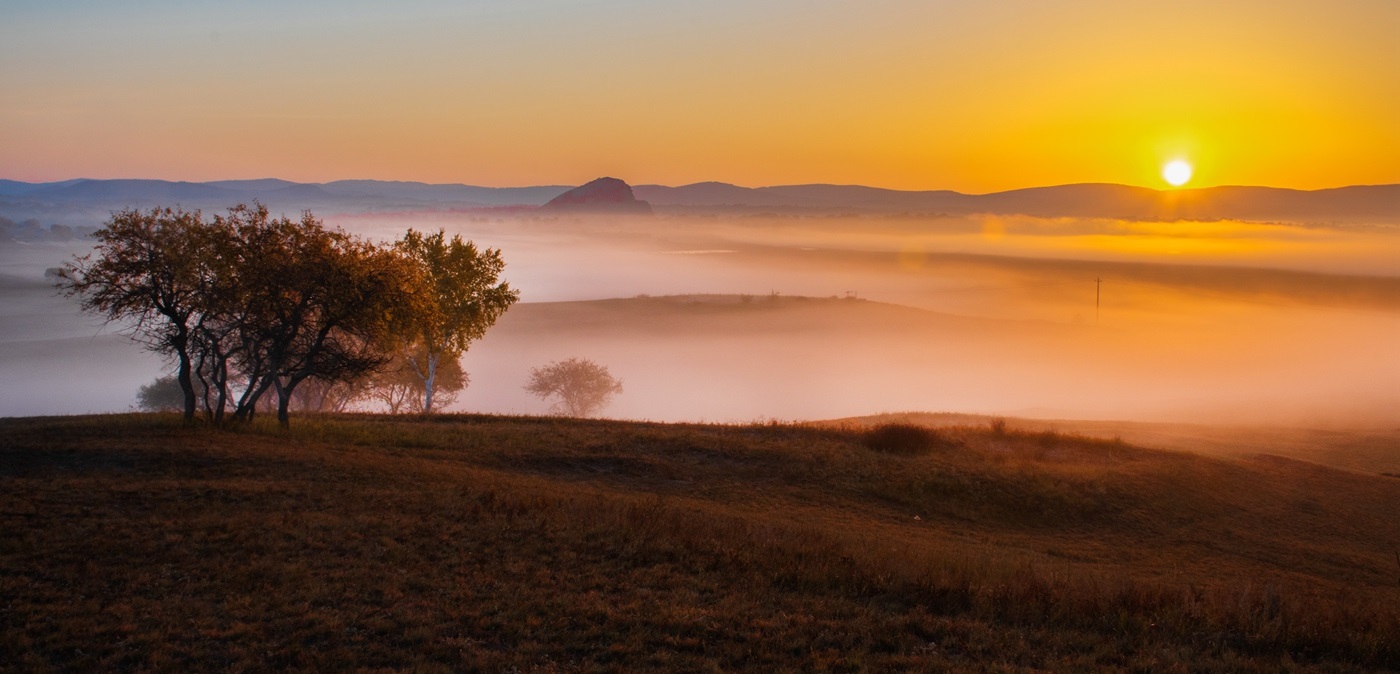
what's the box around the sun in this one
[1162,160,1193,187]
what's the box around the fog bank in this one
[3,212,1397,427]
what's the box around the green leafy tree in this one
[396,229,519,413]
[524,358,623,417]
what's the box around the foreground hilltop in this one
[2,414,1397,671]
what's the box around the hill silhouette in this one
[2,177,1393,225]
[539,176,652,214]
[633,181,1400,222]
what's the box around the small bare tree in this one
[524,358,622,417]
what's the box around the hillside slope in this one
[3,414,1397,671]
[829,412,1400,476]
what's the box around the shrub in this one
[136,375,184,412]
[524,357,623,417]
[863,423,942,456]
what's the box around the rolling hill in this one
[2,413,1397,671]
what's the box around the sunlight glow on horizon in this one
[1,1,1396,191]
[1163,160,1193,187]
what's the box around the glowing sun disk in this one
[1163,160,1193,187]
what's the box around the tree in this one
[282,376,365,414]
[136,375,185,412]
[396,229,518,413]
[59,207,212,424]
[363,353,468,414]
[62,203,433,429]
[524,358,623,417]
[217,205,425,427]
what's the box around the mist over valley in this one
[4,178,1397,430]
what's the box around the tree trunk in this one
[175,349,196,425]
[234,371,276,424]
[212,364,226,427]
[277,389,292,428]
[423,352,440,414]
[387,385,405,414]
[276,373,312,429]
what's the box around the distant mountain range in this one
[634,181,1400,224]
[1,177,1395,225]
[0,178,568,211]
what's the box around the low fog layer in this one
[2,211,1397,426]
[0,242,162,416]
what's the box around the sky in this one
[1,0,1397,192]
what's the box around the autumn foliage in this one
[60,204,514,427]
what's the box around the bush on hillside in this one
[136,375,184,412]
[862,423,943,456]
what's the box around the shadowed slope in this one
[2,414,1397,671]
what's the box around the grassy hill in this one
[828,412,1400,476]
[3,414,1398,672]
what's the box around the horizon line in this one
[4,175,1398,196]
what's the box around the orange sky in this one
[1,1,1397,191]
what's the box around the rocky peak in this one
[540,177,653,214]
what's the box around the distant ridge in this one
[540,177,652,214]
[0,177,1394,225]
[633,181,1400,223]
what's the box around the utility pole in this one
[1095,277,1102,325]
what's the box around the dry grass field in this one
[3,413,1399,672]
[830,412,1400,477]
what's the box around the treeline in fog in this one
[59,204,517,427]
